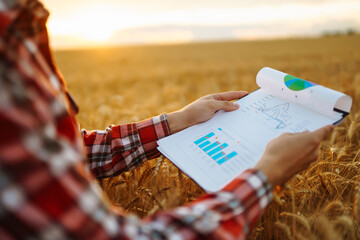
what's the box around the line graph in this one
[253,103,291,129]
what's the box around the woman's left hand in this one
[167,91,248,133]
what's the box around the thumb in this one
[211,100,240,112]
[312,125,335,141]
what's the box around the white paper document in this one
[157,67,352,193]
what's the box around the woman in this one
[0,0,333,239]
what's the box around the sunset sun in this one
[47,4,142,44]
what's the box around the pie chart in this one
[284,74,317,91]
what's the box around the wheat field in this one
[54,35,360,239]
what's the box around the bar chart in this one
[193,128,238,165]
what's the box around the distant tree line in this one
[322,28,359,37]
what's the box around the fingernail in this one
[233,102,240,108]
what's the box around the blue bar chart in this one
[193,129,238,165]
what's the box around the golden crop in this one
[55,35,360,239]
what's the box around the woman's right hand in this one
[255,125,334,188]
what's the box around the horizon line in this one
[51,33,359,52]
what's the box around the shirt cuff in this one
[155,113,172,139]
[222,169,273,211]
[136,113,171,140]
[135,114,171,160]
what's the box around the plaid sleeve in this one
[81,115,171,179]
[113,169,273,240]
[144,169,273,240]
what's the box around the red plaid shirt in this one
[0,0,273,239]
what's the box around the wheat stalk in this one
[275,221,292,240]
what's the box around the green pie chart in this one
[284,75,317,91]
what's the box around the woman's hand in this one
[255,125,334,188]
[167,91,248,133]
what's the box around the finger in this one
[295,125,332,148]
[212,91,248,101]
[311,125,335,141]
[210,100,239,112]
[306,150,320,165]
[298,150,319,172]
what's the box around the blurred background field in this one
[54,35,360,239]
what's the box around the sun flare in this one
[44,0,360,49]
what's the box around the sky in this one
[42,0,360,49]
